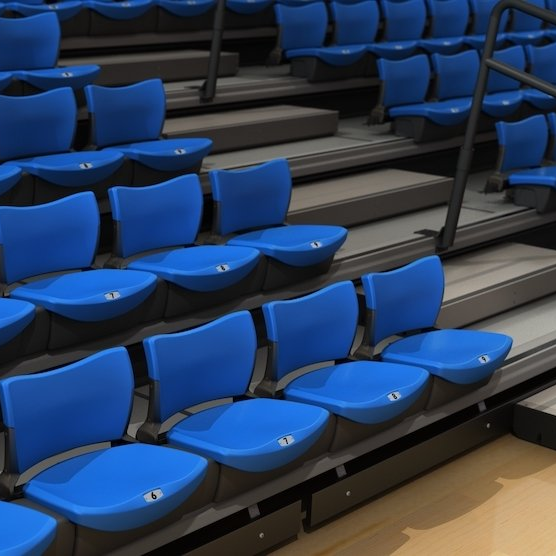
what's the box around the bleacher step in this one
[164,105,339,154]
[64,50,239,86]
[288,169,451,226]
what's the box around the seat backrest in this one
[263,281,358,382]
[143,311,256,423]
[379,0,427,40]
[330,0,380,45]
[109,174,203,259]
[432,50,479,99]
[0,347,134,474]
[468,0,509,34]
[361,255,444,347]
[85,79,166,148]
[274,2,328,50]
[495,114,548,172]
[0,13,59,71]
[0,192,99,284]
[511,0,545,31]
[377,54,431,107]
[487,45,526,93]
[425,0,470,38]
[546,112,556,160]
[0,88,76,161]
[525,42,556,84]
[209,158,292,235]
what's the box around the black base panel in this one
[514,385,556,450]
[60,11,91,37]
[224,5,275,29]
[0,173,33,207]
[392,117,468,143]
[88,9,157,36]
[290,56,369,83]
[132,162,202,187]
[426,375,493,410]
[262,256,335,291]
[509,185,556,214]
[46,279,167,350]
[156,8,215,32]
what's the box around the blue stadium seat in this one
[139,311,332,500]
[506,0,546,45]
[0,13,99,93]
[483,45,525,119]
[274,1,369,81]
[227,0,272,14]
[418,0,469,54]
[108,175,263,317]
[0,87,130,204]
[156,0,214,16]
[7,1,83,21]
[0,347,212,552]
[361,256,513,408]
[463,0,509,49]
[208,158,348,290]
[368,0,427,59]
[259,281,430,451]
[0,192,164,349]
[373,52,475,141]
[0,501,57,555]
[523,43,556,110]
[85,79,213,185]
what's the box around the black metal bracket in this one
[436,0,556,251]
[199,0,227,102]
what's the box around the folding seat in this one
[272,1,370,81]
[6,1,89,37]
[368,0,427,59]
[0,347,216,556]
[0,87,131,204]
[0,192,166,350]
[0,13,99,96]
[418,0,469,54]
[208,158,348,290]
[522,42,556,111]
[0,297,49,372]
[371,52,475,141]
[83,0,157,35]
[256,281,430,451]
[0,501,58,555]
[361,256,513,409]
[463,0,509,49]
[138,311,333,501]
[490,113,556,211]
[84,79,213,186]
[506,0,546,45]
[108,174,264,318]
[156,0,215,32]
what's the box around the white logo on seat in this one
[49,4,59,9]
[310,241,322,249]
[502,100,510,105]
[450,108,460,113]
[216,264,230,272]
[104,291,121,300]
[144,489,163,503]
[341,49,351,54]
[62,71,74,78]
[395,45,403,50]
[122,2,131,6]
[79,162,93,170]
[174,148,187,155]
[278,435,295,447]
[478,354,490,364]
[387,391,402,402]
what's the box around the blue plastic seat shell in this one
[127,245,260,291]
[418,37,464,54]
[482,90,523,118]
[284,45,368,65]
[0,71,11,92]
[15,150,124,187]
[15,65,100,92]
[283,360,430,424]
[24,443,208,531]
[522,89,556,110]
[83,0,153,19]
[508,166,556,187]
[0,500,57,556]
[7,1,83,20]
[380,329,513,384]
[389,98,472,125]
[368,41,419,59]
[10,269,157,322]
[227,224,348,266]
[156,0,215,15]
[0,165,21,196]
[167,398,330,472]
[0,298,35,346]
[226,0,273,14]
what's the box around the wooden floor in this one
[272,434,556,555]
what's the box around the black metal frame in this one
[200,0,227,102]
[437,0,556,250]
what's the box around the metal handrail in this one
[199,0,227,102]
[436,0,556,251]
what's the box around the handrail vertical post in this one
[200,0,227,102]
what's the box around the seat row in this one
[0,79,212,206]
[0,254,512,555]
[371,43,556,143]
[488,112,556,212]
[271,0,554,82]
[0,158,347,362]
